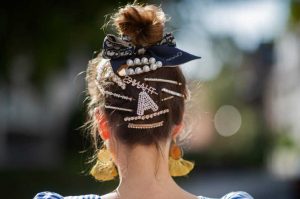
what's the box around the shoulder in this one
[221,191,253,199]
[33,191,102,199]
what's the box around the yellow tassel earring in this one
[169,140,195,177]
[90,145,118,181]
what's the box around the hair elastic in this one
[128,121,164,129]
[144,78,182,85]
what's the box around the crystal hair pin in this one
[161,88,184,98]
[96,59,126,89]
[128,121,164,129]
[124,109,169,121]
[144,78,182,85]
[161,96,174,101]
[96,82,134,101]
[104,105,133,112]
[104,90,134,101]
[123,76,158,95]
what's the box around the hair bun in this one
[113,4,166,46]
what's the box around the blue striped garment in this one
[34,191,253,199]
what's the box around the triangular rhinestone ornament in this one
[137,90,158,116]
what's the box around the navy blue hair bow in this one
[102,33,201,73]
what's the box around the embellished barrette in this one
[144,78,182,85]
[95,81,133,101]
[104,105,133,112]
[161,96,174,101]
[96,59,126,89]
[161,88,184,98]
[123,76,158,95]
[124,109,169,121]
[123,57,163,76]
[104,90,134,101]
[123,76,159,116]
[128,121,164,129]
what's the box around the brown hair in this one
[86,4,187,150]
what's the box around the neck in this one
[115,142,178,196]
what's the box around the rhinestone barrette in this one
[124,109,169,121]
[104,90,134,101]
[104,105,133,112]
[144,78,182,85]
[161,96,174,101]
[97,59,126,89]
[123,76,158,95]
[128,121,164,129]
[161,88,184,98]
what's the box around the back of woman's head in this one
[86,3,188,148]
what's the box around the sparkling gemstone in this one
[156,61,163,68]
[150,63,157,70]
[141,57,148,64]
[143,65,150,72]
[134,58,141,65]
[126,59,134,66]
[135,67,142,74]
[149,57,156,64]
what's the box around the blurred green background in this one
[1,0,300,198]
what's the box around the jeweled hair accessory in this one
[162,88,185,98]
[123,76,158,95]
[124,109,169,121]
[144,78,182,85]
[96,59,126,89]
[102,33,201,74]
[104,105,133,112]
[128,121,164,129]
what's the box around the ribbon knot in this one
[102,33,201,73]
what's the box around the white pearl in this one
[126,68,135,75]
[156,61,163,68]
[149,57,156,64]
[134,58,141,65]
[150,63,157,70]
[126,59,134,66]
[141,57,148,64]
[143,65,150,72]
[135,67,142,74]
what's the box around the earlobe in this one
[94,108,110,140]
[172,123,183,140]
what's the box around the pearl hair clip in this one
[124,57,163,76]
[128,121,164,129]
[104,105,133,112]
[161,88,185,98]
[124,109,169,121]
[144,78,182,85]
